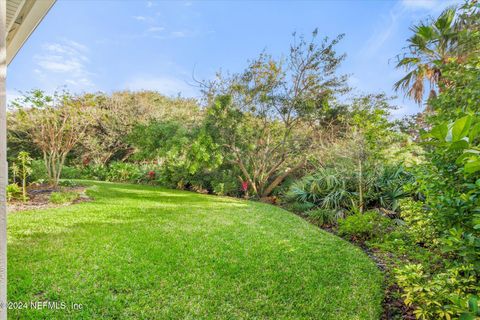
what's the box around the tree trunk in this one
[358,157,363,213]
[22,171,27,202]
[261,159,306,197]
[236,157,258,195]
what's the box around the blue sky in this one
[8,0,460,117]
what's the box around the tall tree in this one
[394,1,480,105]
[394,7,458,104]
[203,30,349,198]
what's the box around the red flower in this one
[148,171,156,178]
[241,181,248,192]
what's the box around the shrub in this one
[6,184,22,202]
[135,168,160,185]
[106,162,142,182]
[61,165,83,179]
[287,168,356,213]
[399,198,439,247]
[58,180,80,187]
[372,164,413,212]
[395,264,479,320]
[29,159,49,182]
[286,201,316,214]
[49,191,80,204]
[79,164,109,181]
[337,210,393,242]
[210,170,241,196]
[306,208,343,226]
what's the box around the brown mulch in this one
[7,184,90,212]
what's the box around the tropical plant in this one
[306,208,343,226]
[373,165,413,212]
[287,167,356,213]
[10,163,19,184]
[6,184,22,202]
[394,6,462,103]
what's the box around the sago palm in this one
[394,7,458,104]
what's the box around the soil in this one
[7,184,90,212]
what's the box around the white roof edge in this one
[7,0,56,65]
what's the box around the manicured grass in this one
[8,181,383,319]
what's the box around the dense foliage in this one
[6,2,480,318]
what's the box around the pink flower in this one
[241,181,248,192]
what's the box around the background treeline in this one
[6,1,480,319]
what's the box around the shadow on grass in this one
[85,182,248,209]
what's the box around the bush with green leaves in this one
[58,180,80,187]
[399,198,438,247]
[209,168,242,197]
[29,159,49,182]
[395,264,479,320]
[6,184,22,202]
[287,167,356,213]
[391,15,480,317]
[306,208,343,226]
[79,164,109,181]
[287,164,411,214]
[372,164,413,212]
[337,210,394,242]
[28,159,82,182]
[413,114,480,270]
[49,191,80,204]
[60,165,84,179]
[105,162,143,183]
[285,201,316,214]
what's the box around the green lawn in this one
[8,182,383,319]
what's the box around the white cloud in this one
[147,26,165,32]
[361,0,461,56]
[34,39,94,89]
[133,15,147,21]
[361,7,404,56]
[6,90,23,109]
[146,1,156,8]
[170,31,186,38]
[125,75,198,97]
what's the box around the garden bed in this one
[8,184,90,212]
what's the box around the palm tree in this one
[394,7,458,104]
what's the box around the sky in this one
[7,0,461,118]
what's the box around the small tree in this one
[16,151,32,202]
[10,90,95,186]
[10,163,18,184]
